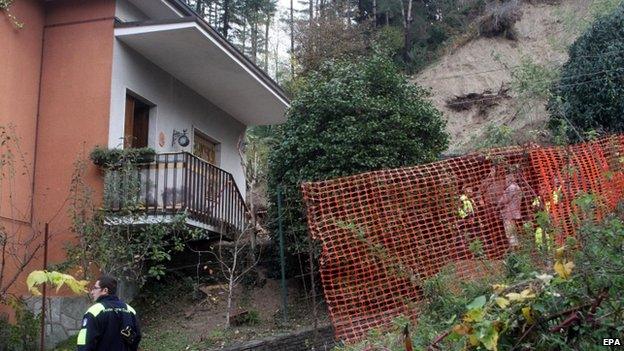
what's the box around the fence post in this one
[40,223,49,351]
[277,185,288,322]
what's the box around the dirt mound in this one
[412,0,591,153]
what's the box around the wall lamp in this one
[172,129,190,147]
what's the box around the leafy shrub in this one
[478,0,522,40]
[511,56,560,100]
[548,3,624,141]
[402,45,431,74]
[0,298,39,351]
[473,124,514,150]
[372,26,404,57]
[268,54,448,255]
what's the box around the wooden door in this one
[124,94,150,148]
[193,130,218,165]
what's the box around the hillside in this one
[412,0,595,154]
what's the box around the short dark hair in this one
[97,275,117,295]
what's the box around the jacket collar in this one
[96,295,120,303]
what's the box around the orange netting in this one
[301,135,624,342]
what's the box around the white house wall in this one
[108,39,247,198]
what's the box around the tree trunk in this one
[274,39,279,80]
[372,0,377,25]
[358,0,363,21]
[290,0,294,75]
[264,15,271,72]
[241,22,247,56]
[251,20,258,63]
[212,1,218,28]
[309,0,314,23]
[401,0,414,61]
[222,0,230,39]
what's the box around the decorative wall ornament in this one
[158,132,165,147]
[172,129,190,147]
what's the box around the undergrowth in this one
[334,200,624,350]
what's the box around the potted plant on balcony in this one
[90,146,155,167]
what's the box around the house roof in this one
[116,17,289,125]
[164,0,290,105]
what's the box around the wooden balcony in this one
[104,152,247,237]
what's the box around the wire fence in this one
[301,135,624,342]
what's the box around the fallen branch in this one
[446,85,511,113]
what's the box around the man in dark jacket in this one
[77,275,141,351]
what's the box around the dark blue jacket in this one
[76,295,141,351]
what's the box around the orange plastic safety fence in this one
[301,136,624,343]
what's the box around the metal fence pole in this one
[40,223,49,351]
[277,185,288,322]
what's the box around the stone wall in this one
[210,325,336,351]
[25,296,90,349]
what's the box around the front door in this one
[193,130,220,208]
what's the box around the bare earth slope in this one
[412,0,592,153]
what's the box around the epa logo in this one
[603,338,622,346]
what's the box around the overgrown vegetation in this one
[473,124,514,150]
[478,0,522,40]
[512,56,559,101]
[333,197,624,350]
[268,54,448,256]
[65,149,198,288]
[548,3,624,141]
[0,298,38,351]
[0,124,50,351]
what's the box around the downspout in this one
[30,16,46,225]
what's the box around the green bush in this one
[267,54,448,255]
[0,299,39,351]
[548,3,624,141]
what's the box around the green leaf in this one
[466,295,487,310]
[26,271,48,296]
[478,322,499,351]
[464,308,485,323]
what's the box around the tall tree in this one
[264,14,271,71]
[222,0,231,38]
[290,0,295,75]
[400,0,415,60]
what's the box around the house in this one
[1,0,288,346]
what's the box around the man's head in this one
[90,275,117,300]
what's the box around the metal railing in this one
[105,152,248,234]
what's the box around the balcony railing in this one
[104,152,248,235]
